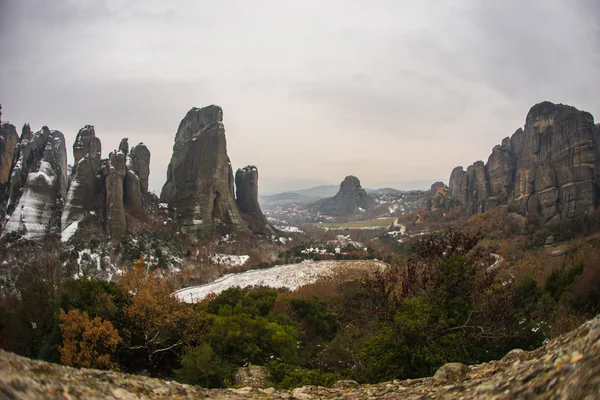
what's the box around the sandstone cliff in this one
[160,105,247,239]
[314,175,372,216]
[3,126,68,238]
[449,102,600,223]
[2,314,599,399]
[235,165,270,233]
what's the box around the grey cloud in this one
[1,0,599,194]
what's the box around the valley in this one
[1,100,600,397]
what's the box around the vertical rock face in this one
[3,127,67,238]
[486,133,519,206]
[315,175,371,216]
[448,101,600,223]
[160,105,247,239]
[0,123,19,185]
[104,150,127,240]
[128,143,150,194]
[123,169,143,216]
[235,165,269,232]
[61,125,102,231]
[449,166,467,206]
[512,102,598,221]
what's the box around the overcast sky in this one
[1,0,599,194]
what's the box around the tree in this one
[174,343,233,388]
[58,309,122,370]
[118,258,206,371]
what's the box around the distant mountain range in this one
[260,186,410,205]
[285,185,340,198]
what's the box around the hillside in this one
[1,314,599,399]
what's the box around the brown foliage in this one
[58,309,122,371]
[401,228,492,299]
[118,258,208,367]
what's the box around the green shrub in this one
[266,361,340,389]
[174,344,234,388]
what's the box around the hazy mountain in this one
[366,188,403,195]
[260,192,320,204]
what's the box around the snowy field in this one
[174,259,387,303]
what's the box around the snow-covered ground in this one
[210,254,249,266]
[275,225,303,233]
[174,259,387,303]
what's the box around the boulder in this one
[61,125,103,232]
[160,105,247,239]
[432,362,470,385]
[233,365,270,388]
[3,126,68,238]
[235,165,269,233]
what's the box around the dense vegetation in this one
[1,228,599,388]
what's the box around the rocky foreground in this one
[1,316,600,399]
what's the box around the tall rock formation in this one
[101,140,149,237]
[448,166,468,206]
[0,123,19,185]
[104,150,127,240]
[429,181,448,209]
[314,176,372,216]
[128,143,150,194]
[160,105,247,239]
[3,126,67,238]
[0,122,19,219]
[235,165,269,233]
[448,101,600,224]
[61,125,102,231]
[122,141,148,216]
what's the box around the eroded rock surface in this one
[449,102,600,223]
[2,314,600,399]
[160,105,246,239]
[3,126,67,238]
[314,175,372,216]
